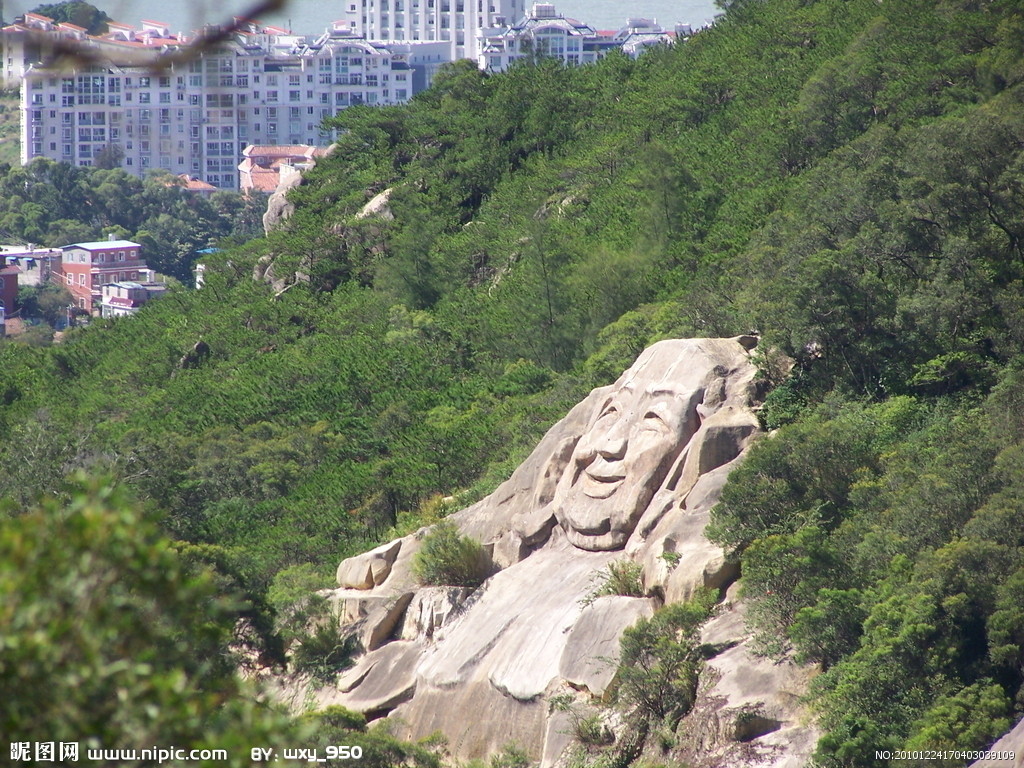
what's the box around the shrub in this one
[273,566,360,685]
[0,475,297,752]
[292,623,360,685]
[583,560,645,606]
[574,715,614,746]
[412,520,490,588]
[268,563,334,644]
[488,743,533,768]
[616,589,717,726]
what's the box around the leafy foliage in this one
[1,0,1024,760]
[617,590,717,727]
[301,706,443,768]
[412,520,490,588]
[0,475,295,756]
[0,161,262,282]
[29,2,110,34]
[17,282,74,325]
[291,622,359,685]
[710,367,1024,762]
[583,560,646,606]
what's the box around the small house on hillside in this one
[2,244,63,286]
[175,175,219,197]
[100,281,168,318]
[61,239,152,314]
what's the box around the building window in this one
[118,251,125,261]
[78,274,85,285]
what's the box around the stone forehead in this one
[613,338,726,393]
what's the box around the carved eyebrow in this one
[646,387,682,398]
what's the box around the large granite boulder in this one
[296,337,817,766]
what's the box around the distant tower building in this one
[340,0,525,61]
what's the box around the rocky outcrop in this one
[301,337,818,766]
[356,188,394,220]
[261,146,337,234]
[336,539,403,589]
[667,582,819,768]
[262,170,304,234]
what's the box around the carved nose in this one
[598,434,628,461]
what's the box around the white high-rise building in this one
[479,3,604,72]
[340,0,525,61]
[18,18,447,189]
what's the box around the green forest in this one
[0,161,265,281]
[2,0,1024,763]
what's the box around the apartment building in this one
[18,18,445,189]
[341,0,526,61]
[3,14,192,88]
[477,3,610,72]
[615,18,681,58]
[15,8,682,190]
[477,4,685,72]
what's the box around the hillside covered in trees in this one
[2,0,1024,763]
[0,161,264,281]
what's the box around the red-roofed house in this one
[61,239,152,314]
[104,21,136,40]
[55,21,88,37]
[238,145,332,194]
[140,20,172,36]
[175,174,219,197]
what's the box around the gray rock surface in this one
[336,539,403,589]
[356,188,394,220]
[559,595,657,697]
[262,170,304,234]
[290,337,818,766]
[399,586,473,641]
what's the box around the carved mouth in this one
[582,470,626,499]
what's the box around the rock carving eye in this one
[641,409,667,429]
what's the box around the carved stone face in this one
[553,346,703,551]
